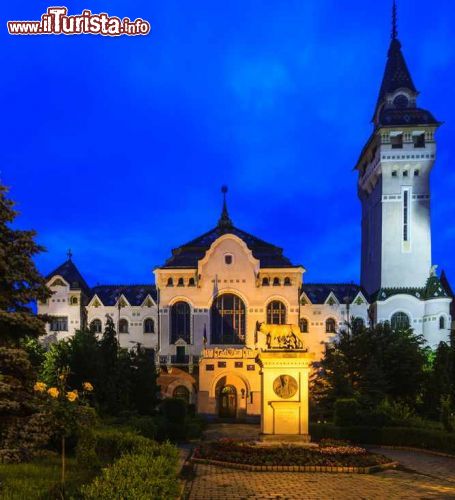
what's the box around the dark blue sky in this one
[2,1,454,286]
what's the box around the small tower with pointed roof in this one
[355,1,440,296]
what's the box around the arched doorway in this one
[219,385,237,418]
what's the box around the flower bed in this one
[193,439,392,469]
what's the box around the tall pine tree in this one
[0,184,51,344]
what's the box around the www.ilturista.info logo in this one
[7,7,151,36]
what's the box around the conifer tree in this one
[0,184,51,344]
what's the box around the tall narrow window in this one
[403,189,409,242]
[211,293,246,345]
[171,302,191,344]
[90,319,102,333]
[266,301,287,325]
[391,133,403,149]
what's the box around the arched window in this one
[119,319,129,334]
[167,277,173,287]
[177,277,184,287]
[267,301,287,325]
[144,318,154,334]
[171,301,191,344]
[188,277,195,287]
[353,317,365,330]
[299,318,308,333]
[439,316,445,330]
[90,319,102,333]
[70,296,78,305]
[173,385,190,404]
[325,318,336,333]
[262,277,269,286]
[284,277,291,286]
[273,277,280,286]
[391,312,410,331]
[211,293,246,345]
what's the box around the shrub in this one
[89,427,157,462]
[310,423,455,455]
[81,442,179,500]
[160,398,187,424]
[334,399,360,426]
[129,415,158,440]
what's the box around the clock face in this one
[393,94,409,109]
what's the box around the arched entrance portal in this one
[219,385,237,418]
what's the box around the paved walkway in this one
[184,424,455,499]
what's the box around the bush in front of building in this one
[80,440,179,500]
[310,423,455,455]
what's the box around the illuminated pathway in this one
[185,425,455,499]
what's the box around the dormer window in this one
[262,277,269,286]
[224,254,233,265]
[390,133,403,149]
[70,296,78,305]
[393,94,409,109]
[167,277,174,287]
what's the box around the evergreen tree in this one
[0,184,53,461]
[130,345,158,415]
[0,185,51,344]
[314,321,427,419]
[66,328,99,389]
[422,342,454,420]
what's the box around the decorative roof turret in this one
[372,1,438,128]
[217,185,233,231]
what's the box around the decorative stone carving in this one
[257,322,308,350]
[273,375,298,399]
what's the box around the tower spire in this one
[217,185,233,230]
[67,248,73,261]
[391,0,398,40]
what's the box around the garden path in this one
[184,423,455,499]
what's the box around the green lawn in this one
[0,454,97,499]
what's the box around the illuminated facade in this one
[38,19,452,418]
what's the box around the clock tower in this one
[355,2,440,296]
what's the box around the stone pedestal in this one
[257,350,314,441]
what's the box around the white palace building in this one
[38,23,452,419]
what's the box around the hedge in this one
[310,424,455,455]
[81,442,179,500]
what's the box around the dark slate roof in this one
[377,107,438,127]
[47,259,91,295]
[161,225,298,269]
[301,284,366,305]
[91,285,157,306]
[375,38,416,112]
[373,38,438,128]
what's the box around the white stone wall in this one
[86,301,158,350]
[359,127,437,295]
[38,276,83,340]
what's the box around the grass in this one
[0,453,98,500]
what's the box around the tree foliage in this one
[312,321,429,420]
[0,184,51,344]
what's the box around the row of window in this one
[391,169,419,177]
[89,318,155,334]
[390,133,425,149]
[48,310,447,335]
[165,276,293,287]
